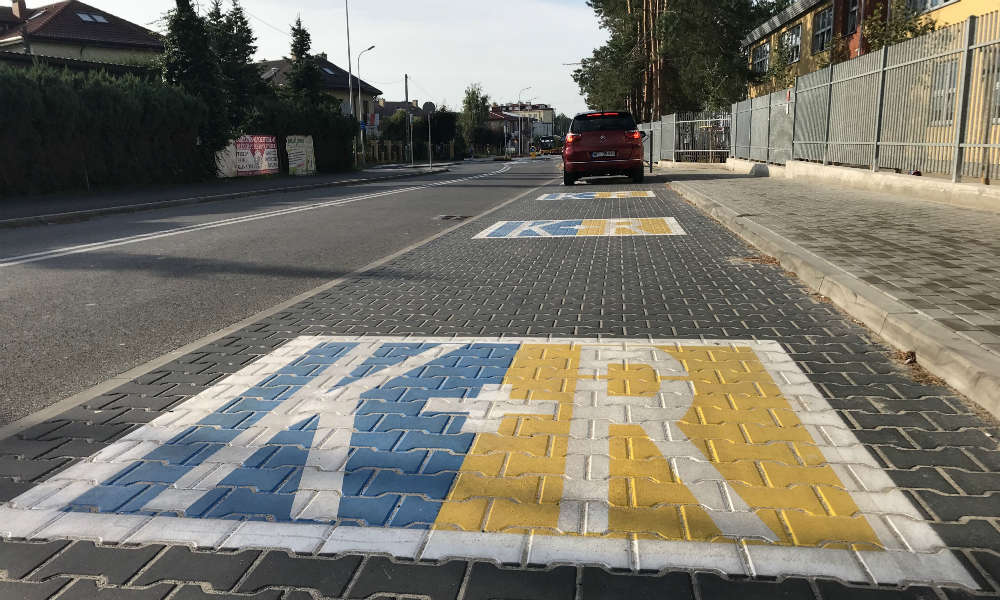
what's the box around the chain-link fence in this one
[730,11,1000,183]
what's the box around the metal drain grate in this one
[436,215,473,221]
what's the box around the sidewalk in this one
[0,166,449,227]
[669,166,1000,417]
[0,170,997,599]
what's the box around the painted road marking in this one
[0,165,512,269]
[536,191,656,201]
[3,337,975,586]
[474,218,686,238]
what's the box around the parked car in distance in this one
[561,111,645,185]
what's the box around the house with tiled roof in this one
[259,54,383,120]
[0,0,162,65]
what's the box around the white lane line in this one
[0,165,512,268]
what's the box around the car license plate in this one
[591,151,616,158]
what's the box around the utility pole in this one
[345,0,355,168]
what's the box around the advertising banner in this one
[235,135,279,176]
[286,135,317,176]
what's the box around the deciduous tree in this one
[863,0,936,51]
[460,83,491,148]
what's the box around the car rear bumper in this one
[563,158,643,175]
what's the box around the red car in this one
[562,111,645,186]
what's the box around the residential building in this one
[488,109,534,153]
[368,100,429,140]
[742,0,993,98]
[377,99,426,118]
[494,102,555,137]
[259,54,383,119]
[0,0,162,65]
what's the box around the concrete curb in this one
[671,180,1000,420]
[0,168,451,229]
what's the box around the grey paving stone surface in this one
[665,169,1000,356]
[0,165,997,599]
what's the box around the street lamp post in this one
[345,0,356,168]
[517,86,531,156]
[357,44,375,166]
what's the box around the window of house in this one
[322,67,335,75]
[929,59,958,126]
[77,12,94,21]
[782,24,802,63]
[812,7,834,53]
[92,14,108,23]
[846,0,859,34]
[907,0,960,14]
[752,42,770,74]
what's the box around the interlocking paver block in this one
[29,542,162,585]
[0,539,70,578]
[579,568,694,600]
[55,579,174,600]
[170,586,283,600]
[463,563,576,600]
[346,557,466,599]
[0,578,71,600]
[236,551,362,597]
[132,547,260,590]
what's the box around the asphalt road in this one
[0,159,560,426]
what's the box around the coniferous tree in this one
[287,16,323,103]
[208,0,262,130]
[161,0,228,152]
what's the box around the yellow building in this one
[926,0,998,26]
[742,0,994,98]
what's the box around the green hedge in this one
[0,65,211,196]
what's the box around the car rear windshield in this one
[570,113,637,133]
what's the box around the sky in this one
[86,0,608,115]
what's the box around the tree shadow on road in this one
[24,250,446,283]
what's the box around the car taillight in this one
[565,133,580,145]
[626,130,641,140]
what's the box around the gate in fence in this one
[638,112,731,164]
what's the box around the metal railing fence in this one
[729,11,1000,183]
[639,112,731,163]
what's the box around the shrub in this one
[245,96,357,173]
[0,64,208,196]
